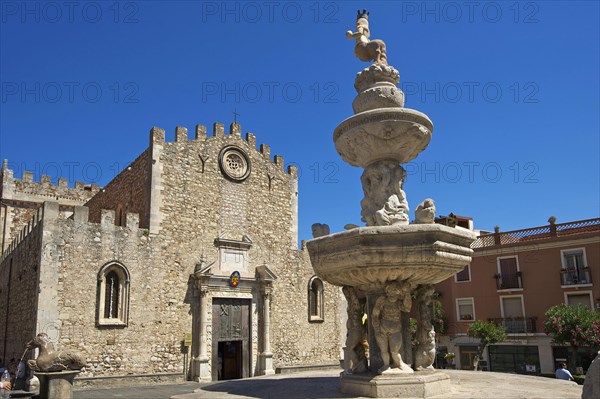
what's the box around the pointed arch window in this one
[97,262,130,326]
[308,276,324,322]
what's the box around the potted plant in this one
[444,352,456,366]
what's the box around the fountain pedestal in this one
[341,371,451,398]
[35,370,80,399]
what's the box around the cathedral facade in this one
[0,122,343,384]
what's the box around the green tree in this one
[467,320,507,370]
[544,304,600,372]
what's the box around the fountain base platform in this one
[340,371,451,398]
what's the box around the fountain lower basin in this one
[306,224,475,292]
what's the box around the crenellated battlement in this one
[148,121,297,177]
[0,206,44,262]
[0,202,143,263]
[1,160,101,206]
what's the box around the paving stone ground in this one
[72,369,583,399]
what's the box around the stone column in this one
[259,286,275,375]
[191,277,211,382]
[197,286,210,381]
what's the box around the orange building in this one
[435,217,600,374]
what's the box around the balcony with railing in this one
[561,267,592,286]
[488,317,537,334]
[495,271,523,290]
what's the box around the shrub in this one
[573,375,586,385]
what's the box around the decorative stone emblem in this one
[219,146,251,181]
[229,271,240,287]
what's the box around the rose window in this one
[219,146,251,181]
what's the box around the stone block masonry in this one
[84,149,150,229]
[0,207,43,361]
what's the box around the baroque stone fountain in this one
[306,10,476,398]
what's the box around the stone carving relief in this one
[26,333,86,372]
[346,10,387,65]
[360,161,409,226]
[414,198,436,224]
[342,286,368,374]
[414,284,436,370]
[352,64,404,114]
[371,280,413,374]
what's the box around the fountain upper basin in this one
[333,108,434,168]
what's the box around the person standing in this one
[555,363,575,381]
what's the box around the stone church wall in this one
[270,249,342,367]
[44,206,189,377]
[0,208,44,361]
[85,149,151,228]
[151,122,341,370]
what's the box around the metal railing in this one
[488,317,537,334]
[560,267,592,285]
[472,218,600,249]
[495,272,523,290]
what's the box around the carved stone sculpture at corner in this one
[26,333,86,372]
[371,280,413,374]
[342,286,368,374]
[346,10,388,65]
[311,223,331,238]
[414,199,436,224]
[414,284,436,370]
[361,161,409,226]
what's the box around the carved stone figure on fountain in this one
[346,10,387,66]
[414,199,436,224]
[342,286,368,374]
[414,284,436,371]
[26,334,86,372]
[311,223,331,238]
[361,161,409,226]
[371,280,413,374]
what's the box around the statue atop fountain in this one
[306,10,476,398]
[346,10,388,66]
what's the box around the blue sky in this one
[1,1,599,242]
